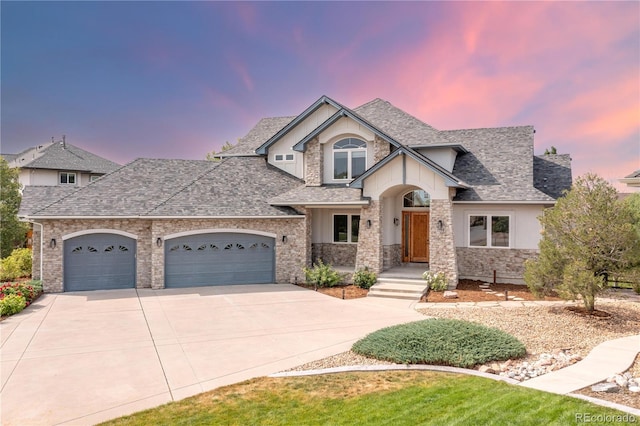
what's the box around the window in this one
[274,153,294,162]
[60,172,76,185]
[333,138,366,180]
[333,214,360,243]
[403,190,430,207]
[469,215,510,248]
[90,175,100,182]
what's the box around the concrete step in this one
[371,283,428,294]
[367,290,421,300]
[375,278,426,286]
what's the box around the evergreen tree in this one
[0,158,28,258]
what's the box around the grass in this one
[100,371,631,425]
[352,319,526,367]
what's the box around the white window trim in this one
[274,153,295,162]
[332,213,360,244]
[332,139,367,181]
[467,213,513,249]
[59,172,77,185]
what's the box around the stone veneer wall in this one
[40,219,152,292]
[373,136,391,163]
[355,200,383,273]
[383,244,402,270]
[38,217,306,292]
[457,247,539,284]
[312,243,357,266]
[429,199,458,288]
[151,218,306,289]
[304,137,322,186]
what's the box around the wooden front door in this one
[402,212,430,263]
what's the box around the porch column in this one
[429,198,459,289]
[355,200,383,273]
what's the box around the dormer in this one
[410,144,468,173]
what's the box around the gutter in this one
[22,215,307,220]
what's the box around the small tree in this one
[0,158,28,258]
[205,141,235,162]
[525,173,640,312]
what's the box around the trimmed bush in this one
[0,294,26,316]
[303,260,344,288]
[353,267,377,289]
[352,319,526,368]
[0,248,32,281]
[423,271,447,291]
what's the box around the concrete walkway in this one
[0,284,423,426]
[520,334,640,394]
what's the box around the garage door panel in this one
[64,234,136,291]
[165,233,275,288]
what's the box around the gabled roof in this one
[255,96,346,155]
[349,145,469,189]
[18,186,78,217]
[625,169,640,179]
[25,157,302,218]
[7,142,121,174]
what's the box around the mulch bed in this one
[423,279,563,303]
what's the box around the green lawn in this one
[100,371,632,425]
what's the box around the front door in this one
[402,212,430,263]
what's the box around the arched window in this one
[333,138,367,180]
[403,190,430,207]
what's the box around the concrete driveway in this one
[1,284,424,425]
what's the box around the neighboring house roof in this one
[24,157,302,218]
[269,185,368,206]
[7,141,121,174]
[620,169,640,187]
[1,153,19,162]
[446,127,562,202]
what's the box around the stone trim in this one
[457,247,538,285]
[373,135,391,163]
[383,244,402,270]
[355,200,383,273]
[312,243,357,266]
[304,137,322,186]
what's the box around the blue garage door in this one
[165,233,275,288]
[64,233,136,291]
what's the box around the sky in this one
[2,1,639,191]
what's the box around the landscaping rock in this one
[478,365,495,374]
[591,383,620,393]
[443,291,458,299]
[629,386,640,393]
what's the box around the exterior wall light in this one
[282,235,287,243]
[366,220,372,228]
[50,238,57,248]
[393,217,399,226]
[156,237,163,247]
[437,220,444,231]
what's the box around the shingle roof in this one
[625,169,640,179]
[1,153,18,162]
[220,117,295,157]
[18,186,78,217]
[269,184,367,206]
[26,157,302,217]
[8,142,120,174]
[533,154,572,199]
[446,126,561,202]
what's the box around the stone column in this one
[151,220,165,289]
[304,137,323,186]
[31,226,42,280]
[429,198,459,289]
[355,200,383,273]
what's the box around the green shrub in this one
[423,271,447,291]
[352,319,526,368]
[353,267,377,289]
[303,260,344,288]
[0,248,32,281]
[0,294,27,316]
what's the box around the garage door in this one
[165,233,275,288]
[63,233,136,291]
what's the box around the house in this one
[4,137,121,188]
[620,169,640,190]
[19,96,572,293]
